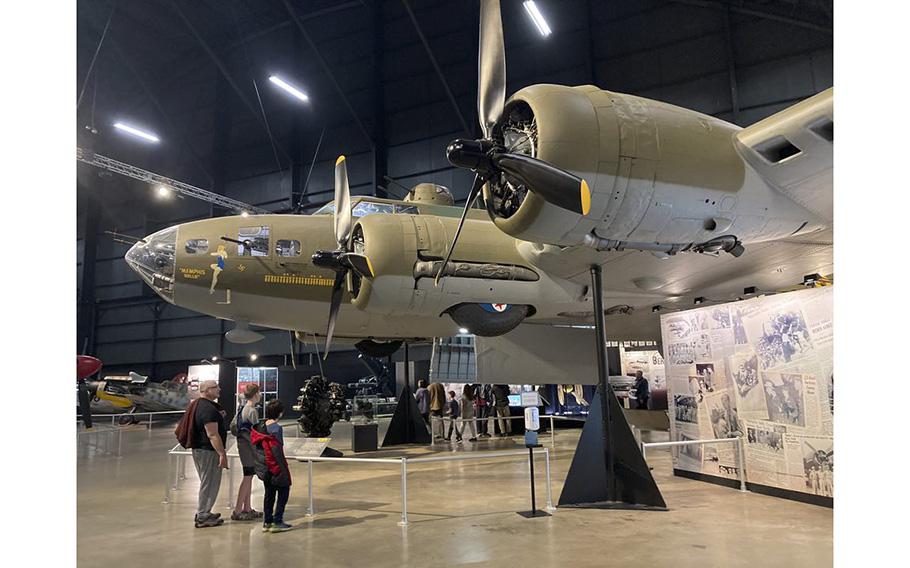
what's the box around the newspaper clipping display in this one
[661,287,833,498]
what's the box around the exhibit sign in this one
[620,346,666,390]
[187,364,220,400]
[286,437,330,459]
[521,391,540,407]
[661,286,833,501]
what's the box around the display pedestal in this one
[557,387,667,510]
[557,265,667,511]
[517,444,551,518]
[381,384,431,446]
[352,423,379,453]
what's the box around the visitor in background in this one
[191,379,228,528]
[634,371,650,410]
[251,399,293,533]
[493,384,512,437]
[461,384,478,442]
[473,384,489,438]
[415,380,430,425]
[444,390,462,442]
[482,384,496,437]
[428,382,447,439]
[232,383,263,521]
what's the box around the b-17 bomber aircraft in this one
[124,0,832,382]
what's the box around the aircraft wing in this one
[522,227,832,339]
[734,88,833,224]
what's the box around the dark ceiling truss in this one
[168,0,293,163]
[400,0,472,136]
[668,0,833,35]
[279,0,374,149]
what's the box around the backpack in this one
[251,422,271,482]
[175,399,200,449]
[229,405,243,437]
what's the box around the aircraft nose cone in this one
[125,226,178,303]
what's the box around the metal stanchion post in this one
[641,444,647,462]
[550,416,555,449]
[173,454,181,490]
[545,448,554,511]
[117,428,123,458]
[430,417,437,448]
[737,438,747,492]
[398,457,409,527]
[307,461,314,516]
[163,452,173,504]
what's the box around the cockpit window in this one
[276,239,301,257]
[238,226,270,257]
[125,226,176,303]
[313,200,419,217]
[184,239,209,254]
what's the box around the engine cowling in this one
[485,84,817,247]
[344,214,550,327]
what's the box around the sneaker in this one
[262,523,272,533]
[195,516,224,528]
[270,521,293,532]
[468,437,477,442]
[248,509,263,518]
[231,510,256,521]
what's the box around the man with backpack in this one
[187,379,229,528]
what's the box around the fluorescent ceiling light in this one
[523,1,552,37]
[113,122,160,143]
[268,75,309,102]
[458,328,469,334]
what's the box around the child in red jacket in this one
[251,400,292,532]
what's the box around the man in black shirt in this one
[192,379,229,528]
[633,371,650,410]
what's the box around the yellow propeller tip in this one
[580,179,591,216]
[365,256,375,278]
[336,155,346,166]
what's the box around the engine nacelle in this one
[345,213,573,322]
[485,85,820,247]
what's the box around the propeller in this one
[435,0,591,284]
[311,156,376,358]
[77,355,102,429]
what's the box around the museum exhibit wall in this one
[661,287,833,504]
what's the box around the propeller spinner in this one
[311,156,375,358]
[435,0,591,285]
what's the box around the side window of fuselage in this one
[184,239,209,254]
[275,239,301,257]
[238,226,270,257]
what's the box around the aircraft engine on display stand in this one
[295,375,346,438]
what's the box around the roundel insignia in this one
[480,303,510,313]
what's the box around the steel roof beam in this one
[400,0,472,136]
[169,0,292,162]
[280,0,374,148]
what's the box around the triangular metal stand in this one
[381,384,431,446]
[557,384,667,510]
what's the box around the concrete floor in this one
[77,417,832,568]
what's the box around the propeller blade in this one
[334,155,353,249]
[78,381,94,429]
[478,0,506,137]
[435,174,485,285]
[323,271,346,358]
[343,253,375,279]
[493,153,592,215]
[289,330,297,370]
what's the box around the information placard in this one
[285,437,330,459]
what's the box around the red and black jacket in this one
[250,423,292,487]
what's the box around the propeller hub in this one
[312,250,344,272]
[446,139,496,174]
